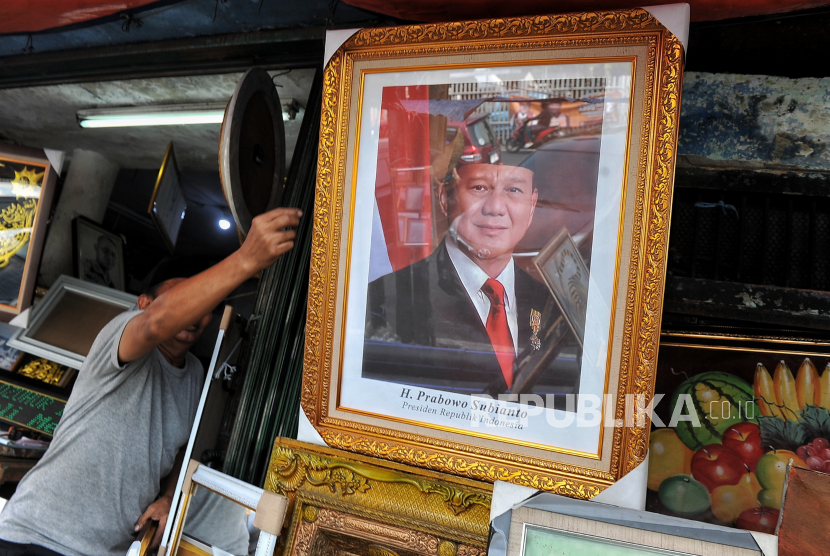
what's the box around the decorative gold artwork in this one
[0,166,42,268]
[0,146,57,317]
[267,438,491,556]
[14,356,74,387]
[16,357,65,385]
[302,8,684,496]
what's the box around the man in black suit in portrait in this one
[362,159,580,404]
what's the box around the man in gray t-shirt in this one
[0,207,302,556]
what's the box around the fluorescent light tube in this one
[77,103,227,128]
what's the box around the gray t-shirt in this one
[0,310,203,556]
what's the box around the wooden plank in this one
[663,276,830,330]
[675,165,830,197]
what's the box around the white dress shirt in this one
[445,237,519,354]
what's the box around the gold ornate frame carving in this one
[266,438,491,556]
[303,9,683,496]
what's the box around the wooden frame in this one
[71,215,126,291]
[0,144,58,320]
[505,505,760,556]
[266,438,491,556]
[149,141,187,254]
[7,275,137,369]
[302,9,684,496]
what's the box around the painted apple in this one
[756,450,807,490]
[736,506,779,534]
[711,472,762,524]
[691,444,745,491]
[722,422,764,471]
[755,450,807,509]
[648,428,694,491]
[658,475,711,516]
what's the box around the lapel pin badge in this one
[530,309,541,351]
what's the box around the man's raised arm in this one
[118,207,302,365]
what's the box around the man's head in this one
[138,278,212,348]
[439,163,537,268]
[518,101,530,114]
[94,235,118,271]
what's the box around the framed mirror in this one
[166,464,287,556]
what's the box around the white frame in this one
[160,322,228,554]
[8,275,137,369]
[167,465,283,556]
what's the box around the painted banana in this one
[796,358,820,410]
[773,361,801,420]
[754,363,784,419]
[821,364,830,411]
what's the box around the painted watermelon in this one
[670,372,759,451]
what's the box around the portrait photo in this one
[302,12,684,494]
[360,82,615,408]
[72,215,126,291]
[338,60,632,456]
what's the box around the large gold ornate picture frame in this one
[267,438,491,556]
[303,9,683,497]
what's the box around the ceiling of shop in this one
[0,69,315,171]
[0,0,387,173]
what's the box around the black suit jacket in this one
[362,241,580,401]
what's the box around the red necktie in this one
[481,278,515,389]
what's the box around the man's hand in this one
[236,208,303,276]
[134,494,172,549]
[118,207,302,365]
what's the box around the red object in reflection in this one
[0,1,166,34]
[340,0,830,23]
[374,85,433,271]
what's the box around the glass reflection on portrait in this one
[362,82,607,406]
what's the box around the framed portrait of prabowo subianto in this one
[302,8,684,497]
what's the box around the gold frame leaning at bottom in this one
[302,9,684,497]
[266,438,492,556]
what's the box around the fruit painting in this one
[647,337,830,534]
